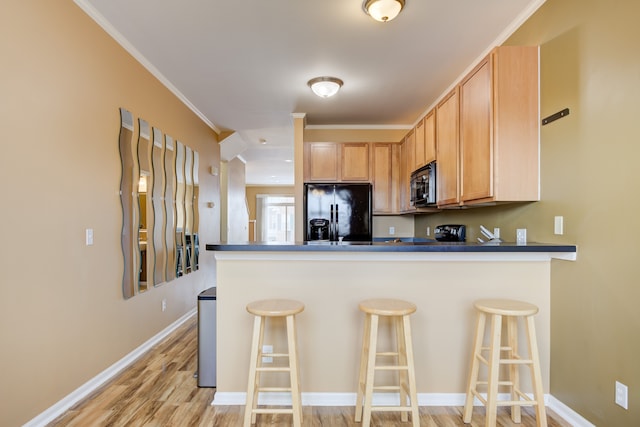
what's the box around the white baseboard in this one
[213,391,534,407]
[23,309,196,427]
[547,395,596,427]
[214,392,594,426]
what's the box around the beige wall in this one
[415,0,640,424]
[0,1,220,425]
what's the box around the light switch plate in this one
[615,381,628,409]
[86,228,94,246]
[554,216,564,235]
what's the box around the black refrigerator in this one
[304,183,372,242]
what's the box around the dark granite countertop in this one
[205,241,576,253]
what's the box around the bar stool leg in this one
[507,316,521,423]
[362,313,379,427]
[355,313,372,422]
[395,316,409,422]
[526,316,548,427]
[463,311,486,423]
[244,315,264,427]
[485,313,503,427]
[402,314,420,426]
[287,314,303,427]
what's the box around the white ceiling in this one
[76,0,544,185]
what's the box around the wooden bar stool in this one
[355,298,420,427]
[244,299,305,427]
[463,299,547,427]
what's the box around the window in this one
[256,195,295,242]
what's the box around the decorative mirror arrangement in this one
[119,108,200,299]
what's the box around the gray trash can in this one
[197,287,216,387]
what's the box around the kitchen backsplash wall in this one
[414,203,540,243]
[373,215,415,238]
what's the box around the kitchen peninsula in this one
[206,241,576,406]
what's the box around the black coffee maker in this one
[309,218,330,241]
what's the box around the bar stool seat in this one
[463,298,547,427]
[355,298,420,426]
[244,299,304,427]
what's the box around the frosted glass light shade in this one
[308,77,343,98]
[364,0,405,22]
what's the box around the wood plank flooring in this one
[49,316,572,426]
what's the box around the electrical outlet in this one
[615,381,628,409]
[516,228,527,245]
[554,216,564,235]
[161,299,167,312]
[493,228,500,239]
[389,226,395,235]
[426,226,431,236]
[262,345,273,363]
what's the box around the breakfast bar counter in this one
[206,241,576,406]
[206,240,577,255]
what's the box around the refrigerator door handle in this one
[335,203,339,240]
[330,204,334,241]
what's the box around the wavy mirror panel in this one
[164,135,176,283]
[192,151,200,271]
[184,146,194,273]
[119,108,136,299]
[118,110,200,299]
[175,141,186,277]
[151,127,166,285]
[137,119,152,293]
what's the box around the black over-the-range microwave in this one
[410,161,436,207]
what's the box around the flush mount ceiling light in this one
[363,0,405,22]
[307,77,343,98]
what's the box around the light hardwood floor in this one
[49,316,572,426]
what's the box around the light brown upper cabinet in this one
[304,142,370,182]
[372,143,399,214]
[414,109,436,170]
[398,136,416,213]
[436,88,460,207]
[414,119,425,170]
[341,142,370,181]
[423,109,436,166]
[305,142,339,181]
[405,129,415,177]
[459,46,539,205]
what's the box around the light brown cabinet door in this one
[405,129,415,175]
[306,142,339,181]
[414,119,426,170]
[372,143,393,213]
[458,46,539,205]
[341,143,370,181]
[423,109,436,165]
[460,56,493,201]
[436,88,460,207]
[305,142,371,183]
